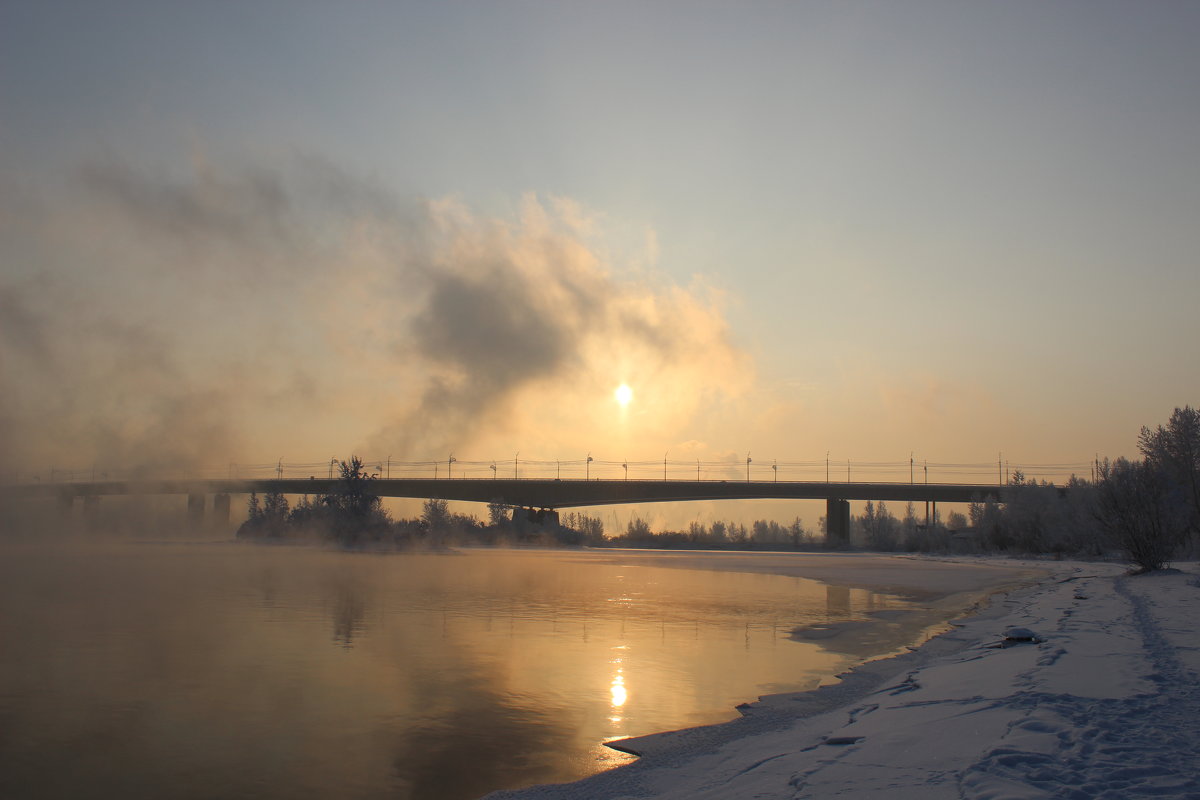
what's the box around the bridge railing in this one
[5,457,1096,487]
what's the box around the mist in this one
[0,153,749,479]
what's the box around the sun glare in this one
[614,383,633,408]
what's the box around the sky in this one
[2,1,1199,525]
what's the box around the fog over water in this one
[0,535,1026,800]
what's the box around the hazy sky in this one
[3,1,1198,499]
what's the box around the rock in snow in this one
[1002,626,1043,644]
[486,561,1200,800]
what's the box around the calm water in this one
[0,542,926,799]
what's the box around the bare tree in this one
[1096,458,1189,572]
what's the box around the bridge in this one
[2,477,1007,541]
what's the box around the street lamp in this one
[772,460,777,482]
[449,454,456,479]
[586,453,593,481]
[664,451,668,481]
[515,452,519,479]
[386,455,391,479]
[746,453,752,483]
[622,460,628,481]
[329,457,337,479]
[826,451,830,483]
[490,461,497,480]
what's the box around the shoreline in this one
[486,559,1200,799]
[485,553,1053,799]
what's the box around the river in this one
[0,540,1024,799]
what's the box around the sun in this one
[614,383,634,408]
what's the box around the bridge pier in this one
[213,493,231,525]
[187,493,205,523]
[512,507,560,528]
[826,498,850,547]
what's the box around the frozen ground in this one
[487,559,1200,799]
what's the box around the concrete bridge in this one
[3,477,1006,540]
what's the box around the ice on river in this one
[487,560,1200,799]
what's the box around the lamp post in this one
[277,458,283,479]
[826,452,830,483]
[622,460,628,481]
[746,453,752,483]
[514,452,519,479]
[490,462,497,480]
[386,456,391,479]
[448,455,456,479]
[586,453,593,480]
[664,451,668,481]
[772,460,777,482]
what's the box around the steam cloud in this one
[0,154,749,477]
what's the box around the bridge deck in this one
[3,478,1005,507]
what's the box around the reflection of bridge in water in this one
[4,478,1007,541]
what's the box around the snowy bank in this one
[486,561,1200,799]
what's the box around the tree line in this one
[237,456,607,549]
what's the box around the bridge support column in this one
[82,495,100,530]
[825,498,850,547]
[187,493,205,524]
[213,493,231,525]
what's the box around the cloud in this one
[0,154,751,476]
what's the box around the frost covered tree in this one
[1139,406,1200,540]
[422,498,451,530]
[1096,458,1189,572]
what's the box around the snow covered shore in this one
[487,561,1200,799]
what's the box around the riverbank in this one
[486,559,1200,799]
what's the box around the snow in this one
[485,560,1200,799]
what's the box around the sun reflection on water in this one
[610,669,627,708]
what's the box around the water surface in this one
[0,541,960,799]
